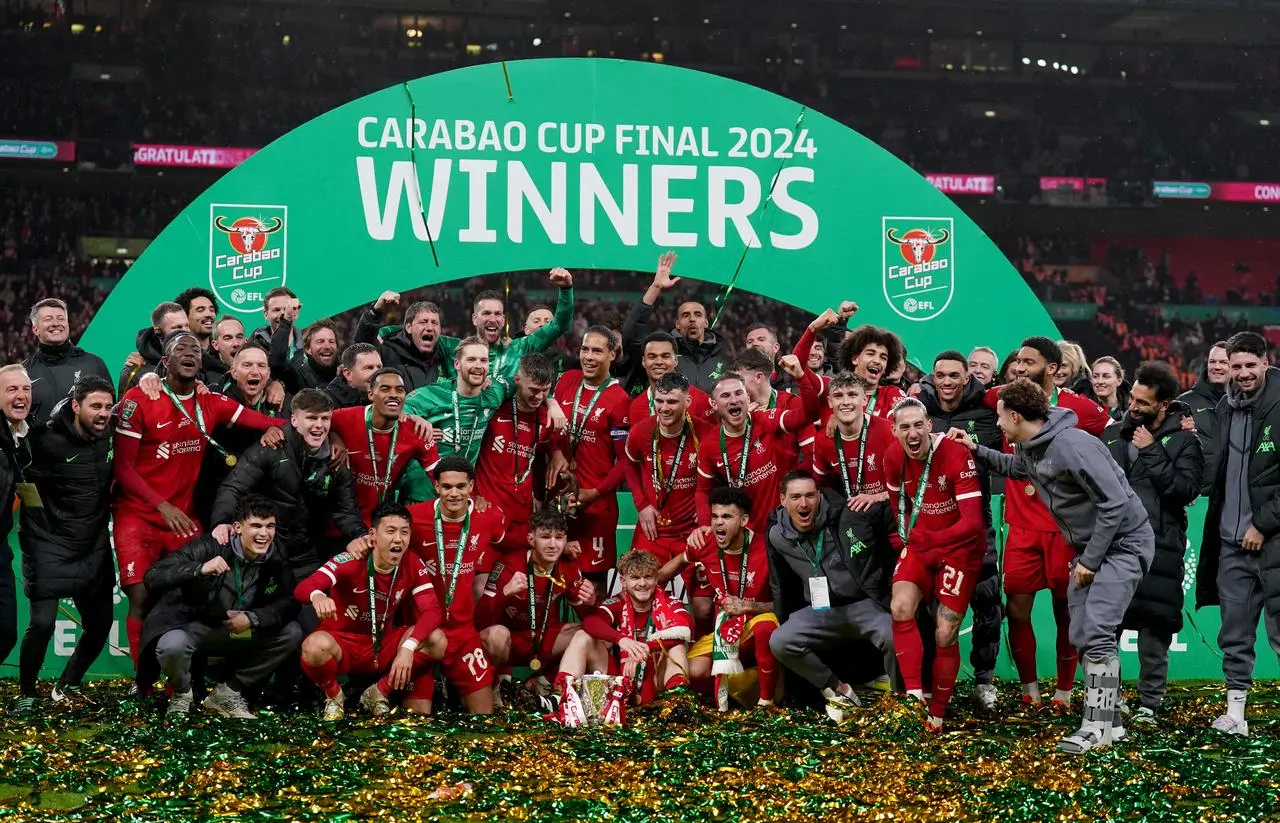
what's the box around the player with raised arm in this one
[984,336,1110,710]
[114,331,283,677]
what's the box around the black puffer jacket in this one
[918,373,1003,519]
[141,535,298,656]
[324,375,367,409]
[17,403,114,600]
[354,308,452,391]
[1197,368,1280,610]
[210,425,366,571]
[766,489,895,622]
[1178,365,1226,485]
[1104,403,1203,632]
[117,327,165,395]
[22,342,112,426]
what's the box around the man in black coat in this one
[14,376,116,714]
[325,343,381,409]
[766,471,896,722]
[143,495,302,720]
[268,317,340,393]
[210,388,368,582]
[21,298,111,425]
[1178,340,1229,477]
[916,350,1005,714]
[117,302,189,395]
[1196,331,1280,737]
[355,292,452,390]
[1104,362,1202,726]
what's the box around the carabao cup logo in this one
[882,217,954,322]
[208,204,288,314]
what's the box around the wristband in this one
[309,590,326,602]
[400,638,420,651]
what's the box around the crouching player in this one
[294,502,445,720]
[551,550,691,722]
[477,509,598,709]
[659,487,778,711]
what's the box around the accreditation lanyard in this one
[364,406,399,502]
[569,378,611,456]
[527,562,559,650]
[451,389,480,459]
[367,555,400,657]
[835,417,870,498]
[652,421,692,511]
[717,538,751,601]
[896,443,936,547]
[720,416,754,488]
[512,396,540,486]
[162,384,231,461]
[435,504,472,618]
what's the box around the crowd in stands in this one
[2,8,1280,184]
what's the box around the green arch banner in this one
[81,57,1056,369]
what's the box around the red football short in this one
[113,508,194,586]
[892,547,981,615]
[507,622,574,667]
[629,530,688,564]
[570,495,620,575]
[327,630,397,678]
[1003,526,1074,598]
[441,626,494,696]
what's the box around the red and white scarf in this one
[618,589,691,645]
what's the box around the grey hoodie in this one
[976,407,1153,571]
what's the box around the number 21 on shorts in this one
[940,566,965,598]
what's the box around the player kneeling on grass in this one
[550,550,691,723]
[142,495,303,721]
[477,509,597,711]
[659,486,779,711]
[295,501,446,721]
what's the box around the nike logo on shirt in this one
[156,421,172,428]
[64,455,78,462]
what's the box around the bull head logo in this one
[886,227,950,266]
[214,215,283,255]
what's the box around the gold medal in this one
[225,454,238,467]
[657,514,671,527]
[530,657,542,672]
[1024,484,1035,496]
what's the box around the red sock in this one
[928,644,961,718]
[126,616,143,671]
[1053,599,1078,692]
[375,674,394,696]
[892,619,924,692]
[301,658,341,699]
[1007,614,1038,686]
[753,621,778,702]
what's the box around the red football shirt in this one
[628,385,717,429]
[695,410,791,527]
[476,557,590,635]
[293,551,441,644]
[810,414,895,497]
[983,385,1109,531]
[554,371,631,490]
[625,416,710,535]
[682,528,770,602]
[406,500,505,629]
[883,434,985,557]
[330,406,440,520]
[114,386,275,524]
[474,400,552,526]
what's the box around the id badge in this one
[14,482,42,509]
[809,576,831,611]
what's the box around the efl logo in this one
[882,217,954,322]
[209,204,288,314]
